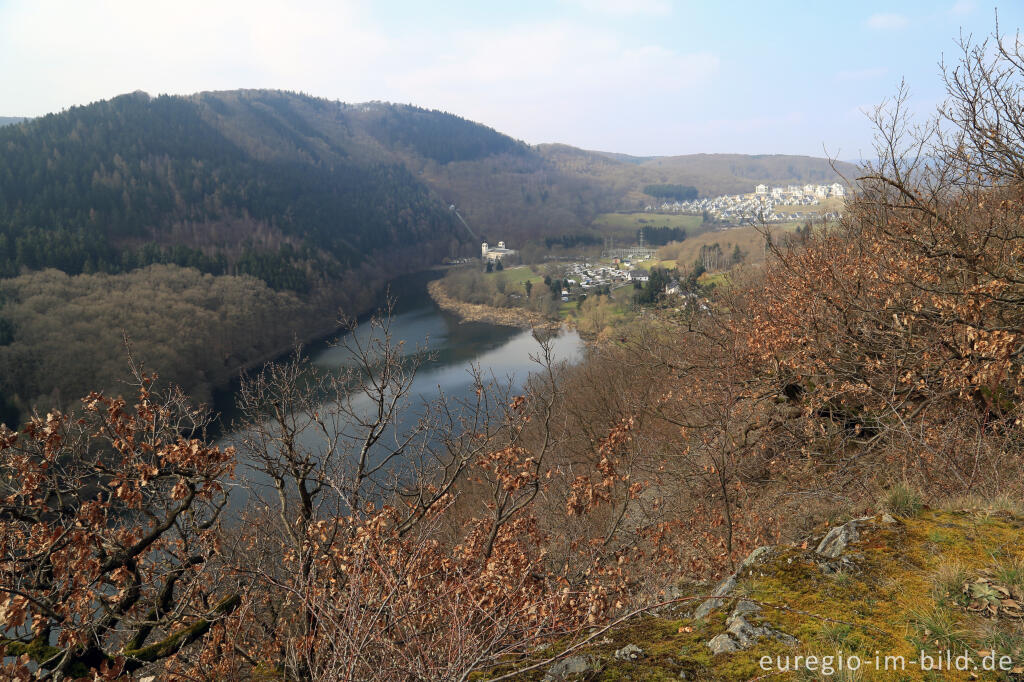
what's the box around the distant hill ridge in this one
[0,90,857,291]
[538,145,858,200]
[0,88,859,424]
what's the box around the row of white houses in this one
[755,183,846,199]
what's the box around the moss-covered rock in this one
[480,509,1024,680]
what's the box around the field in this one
[591,212,705,235]
[772,196,845,215]
[656,222,803,269]
[483,265,545,289]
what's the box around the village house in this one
[646,182,847,225]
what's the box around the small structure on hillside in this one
[481,241,516,262]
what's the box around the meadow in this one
[656,221,804,270]
[591,212,705,237]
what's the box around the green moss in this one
[476,509,1024,680]
[124,594,240,665]
[1,638,102,678]
[1,636,62,665]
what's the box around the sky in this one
[1,0,1021,158]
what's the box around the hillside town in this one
[646,182,846,224]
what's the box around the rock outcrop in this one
[541,654,600,681]
[706,600,797,654]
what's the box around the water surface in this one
[217,270,583,508]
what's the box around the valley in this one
[4,6,1024,679]
[0,90,849,424]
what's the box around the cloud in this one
[836,66,888,81]
[866,13,909,30]
[950,1,975,15]
[562,0,672,16]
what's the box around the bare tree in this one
[0,367,236,680]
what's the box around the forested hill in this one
[0,117,26,127]
[0,91,469,290]
[0,90,531,422]
[537,145,859,201]
[0,89,855,423]
[0,91,859,289]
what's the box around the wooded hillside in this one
[0,89,855,423]
[538,144,858,202]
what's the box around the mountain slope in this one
[344,104,620,242]
[0,117,26,127]
[0,91,859,287]
[538,145,859,202]
[0,91,463,289]
[0,89,860,422]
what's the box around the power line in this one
[449,204,478,240]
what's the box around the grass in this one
[483,265,545,287]
[978,621,1024,661]
[592,212,704,234]
[942,493,1024,517]
[991,556,1024,589]
[930,560,970,607]
[773,196,846,215]
[830,570,854,588]
[698,271,731,288]
[656,222,802,269]
[882,482,924,517]
[910,605,970,651]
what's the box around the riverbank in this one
[427,279,560,331]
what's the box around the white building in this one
[755,183,768,195]
[830,183,846,197]
[481,241,516,262]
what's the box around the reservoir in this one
[216,270,583,506]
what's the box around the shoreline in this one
[427,279,560,331]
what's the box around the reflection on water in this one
[217,270,583,510]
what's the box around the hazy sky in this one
[1,1,1020,157]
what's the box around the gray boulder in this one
[614,643,645,661]
[542,654,600,681]
[707,632,739,655]
[693,546,773,620]
[693,574,737,620]
[740,546,772,570]
[815,517,870,559]
[706,600,797,654]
